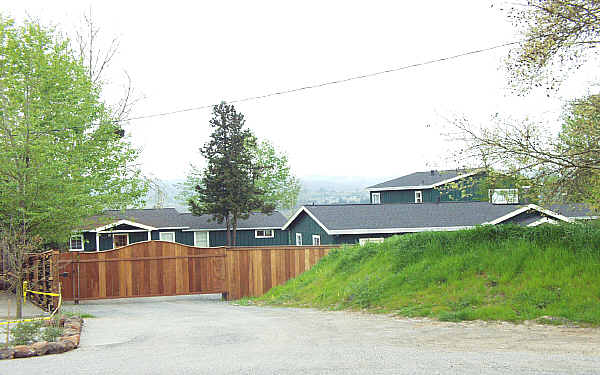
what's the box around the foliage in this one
[0,16,147,243]
[255,223,600,325]
[0,16,147,317]
[249,139,301,210]
[180,139,300,211]
[8,320,44,346]
[502,0,600,92]
[40,324,63,342]
[454,94,600,210]
[189,102,274,246]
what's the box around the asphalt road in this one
[2,294,599,374]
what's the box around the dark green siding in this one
[287,211,334,245]
[80,228,288,251]
[372,181,483,204]
[209,229,288,247]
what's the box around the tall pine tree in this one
[189,103,274,246]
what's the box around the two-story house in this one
[284,169,577,246]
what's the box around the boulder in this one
[46,341,68,354]
[0,348,15,360]
[13,345,36,358]
[31,341,50,356]
[60,335,80,347]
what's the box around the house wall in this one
[209,229,289,247]
[371,177,484,204]
[287,211,335,245]
[82,228,289,251]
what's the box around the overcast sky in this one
[4,1,597,182]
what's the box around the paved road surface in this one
[2,294,599,374]
[0,292,45,320]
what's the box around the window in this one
[296,233,303,246]
[489,189,519,204]
[312,235,321,246]
[255,229,275,238]
[415,190,423,203]
[113,234,128,248]
[159,232,175,242]
[69,235,84,251]
[372,192,381,204]
[194,231,209,247]
[359,238,384,246]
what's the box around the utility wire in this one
[123,38,528,122]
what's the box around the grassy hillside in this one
[254,223,600,325]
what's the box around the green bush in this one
[9,321,44,345]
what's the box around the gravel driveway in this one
[2,294,599,374]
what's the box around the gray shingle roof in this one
[367,169,473,190]
[82,208,287,231]
[83,208,183,229]
[549,203,598,218]
[301,202,534,231]
[178,211,287,230]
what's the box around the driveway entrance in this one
[4,295,600,374]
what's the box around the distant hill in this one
[143,175,393,216]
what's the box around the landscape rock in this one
[0,348,15,360]
[63,328,79,336]
[45,341,67,354]
[60,334,80,347]
[61,340,76,351]
[31,341,49,356]
[13,345,36,358]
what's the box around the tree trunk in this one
[15,275,23,319]
[232,212,238,247]
[225,215,231,246]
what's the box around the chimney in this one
[430,170,436,176]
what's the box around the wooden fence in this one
[58,241,226,301]
[43,241,336,303]
[224,246,333,300]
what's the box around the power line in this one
[124,38,526,122]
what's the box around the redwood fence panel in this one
[31,241,338,303]
[57,241,227,301]
[223,246,334,300]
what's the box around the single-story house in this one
[282,201,575,245]
[70,208,289,251]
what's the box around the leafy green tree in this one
[454,94,600,210]
[179,139,300,211]
[0,17,147,317]
[189,103,280,246]
[503,0,600,92]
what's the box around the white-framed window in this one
[359,238,385,246]
[489,189,519,204]
[194,231,209,247]
[312,235,321,246]
[159,231,175,242]
[415,190,423,203]
[113,234,129,248]
[296,233,303,246]
[371,192,381,204]
[255,229,275,238]
[69,234,84,251]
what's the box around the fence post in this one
[22,280,28,304]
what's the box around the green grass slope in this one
[254,223,600,325]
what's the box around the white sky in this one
[4,1,597,182]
